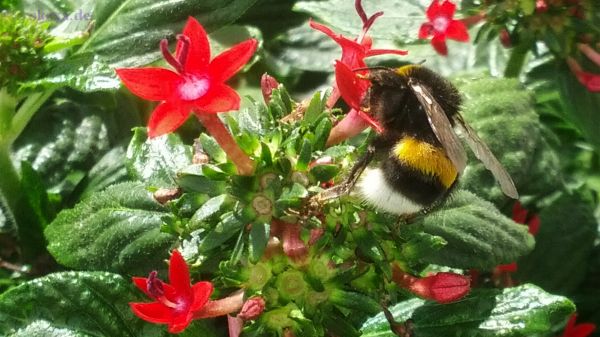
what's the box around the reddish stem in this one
[195,114,255,176]
[194,290,245,319]
[326,108,370,146]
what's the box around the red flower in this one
[418,0,469,56]
[310,0,407,143]
[130,250,213,333]
[561,314,596,337]
[116,17,258,138]
[392,265,470,303]
[512,201,540,235]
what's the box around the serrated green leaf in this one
[45,182,177,275]
[0,271,221,337]
[126,127,192,187]
[361,284,575,337]
[79,146,129,199]
[412,190,534,270]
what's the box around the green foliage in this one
[44,182,177,275]
[361,284,575,337]
[126,128,193,188]
[411,190,535,270]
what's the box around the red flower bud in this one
[261,73,279,104]
[408,272,471,303]
[499,29,512,48]
[536,0,548,13]
[238,296,266,320]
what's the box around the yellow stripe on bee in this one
[395,65,419,77]
[393,137,458,188]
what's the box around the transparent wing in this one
[408,78,468,173]
[453,114,519,199]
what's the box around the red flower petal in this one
[115,68,181,101]
[309,19,338,41]
[178,17,211,73]
[440,0,456,17]
[168,250,192,296]
[356,109,384,134]
[209,39,258,83]
[446,20,469,42]
[570,324,596,337]
[132,277,151,297]
[192,83,240,113]
[190,281,214,312]
[366,48,408,57]
[130,302,174,324]
[527,215,540,235]
[410,272,470,303]
[337,38,367,69]
[512,201,528,224]
[496,262,518,273]
[335,61,367,111]
[167,312,193,334]
[147,101,191,138]
[431,34,448,55]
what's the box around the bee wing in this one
[453,114,519,199]
[408,78,468,173]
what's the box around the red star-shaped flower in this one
[561,314,596,337]
[130,250,213,333]
[116,17,258,138]
[567,44,600,93]
[418,0,469,56]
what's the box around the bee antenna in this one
[417,59,426,65]
[352,66,390,72]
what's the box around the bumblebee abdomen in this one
[392,136,458,189]
[358,136,457,213]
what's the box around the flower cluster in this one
[418,0,469,56]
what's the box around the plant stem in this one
[0,88,17,136]
[7,90,54,145]
[0,144,21,210]
[196,113,255,176]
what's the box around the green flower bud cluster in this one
[0,11,50,93]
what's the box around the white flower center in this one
[179,75,210,101]
[433,16,449,33]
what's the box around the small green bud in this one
[245,262,272,290]
[276,270,307,301]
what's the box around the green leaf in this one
[516,189,597,294]
[177,165,228,196]
[0,271,220,337]
[411,190,534,270]
[12,97,113,196]
[189,194,231,228]
[199,133,227,163]
[198,211,246,252]
[45,182,177,275]
[126,127,192,188]
[79,146,129,199]
[249,221,270,262]
[0,193,15,233]
[19,161,53,228]
[361,284,575,337]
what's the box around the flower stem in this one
[6,90,54,145]
[195,113,255,176]
[193,290,245,319]
[0,143,21,210]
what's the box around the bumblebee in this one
[319,65,518,215]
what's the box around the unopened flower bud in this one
[261,73,280,104]
[409,272,471,303]
[535,0,548,13]
[153,188,182,204]
[499,29,512,48]
[238,296,266,320]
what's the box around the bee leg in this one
[315,144,376,202]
